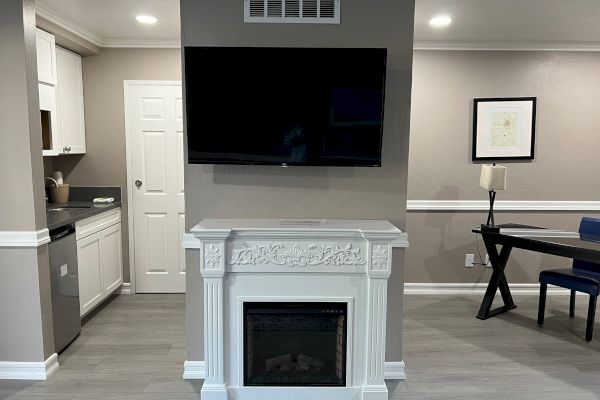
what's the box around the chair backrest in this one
[573,217,600,273]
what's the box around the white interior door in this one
[126,82,185,293]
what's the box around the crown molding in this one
[102,39,181,48]
[414,40,600,52]
[35,3,103,48]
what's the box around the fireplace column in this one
[200,231,230,400]
[363,238,392,400]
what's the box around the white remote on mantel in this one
[92,197,115,203]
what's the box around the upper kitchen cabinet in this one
[36,28,57,85]
[36,28,87,156]
[39,82,60,156]
[56,47,86,154]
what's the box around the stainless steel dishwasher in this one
[49,223,81,353]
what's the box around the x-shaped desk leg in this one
[477,237,516,320]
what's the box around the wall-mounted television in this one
[184,47,387,167]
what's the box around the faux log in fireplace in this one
[243,302,347,387]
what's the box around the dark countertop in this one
[46,201,121,231]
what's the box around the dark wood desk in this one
[473,229,600,320]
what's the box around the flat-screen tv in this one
[184,47,387,166]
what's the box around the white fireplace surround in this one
[185,219,408,400]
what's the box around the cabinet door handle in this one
[135,180,143,188]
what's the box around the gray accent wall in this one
[0,249,47,361]
[52,48,182,283]
[0,0,54,363]
[406,50,600,283]
[181,0,415,362]
[0,0,46,232]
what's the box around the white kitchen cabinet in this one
[101,223,123,295]
[36,28,87,156]
[55,47,86,154]
[76,209,123,316]
[36,28,57,85]
[77,231,103,316]
[38,82,60,156]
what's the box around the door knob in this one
[135,180,142,188]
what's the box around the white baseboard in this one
[183,360,205,380]
[404,283,575,295]
[384,361,406,380]
[119,282,132,295]
[183,360,406,381]
[0,353,59,380]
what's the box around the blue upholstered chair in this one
[538,217,600,342]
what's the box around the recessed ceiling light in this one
[429,15,452,28]
[136,15,157,24]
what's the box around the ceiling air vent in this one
[244,0,340,24]
[249,0,265,17]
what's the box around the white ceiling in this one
[35,0,181,47]
[415,0,600,50]
[35,0,600,50]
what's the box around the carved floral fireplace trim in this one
[190,219,406,400]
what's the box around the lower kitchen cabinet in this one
[101,223,123,295]
[76,209,123,316]
[77,232,103,316]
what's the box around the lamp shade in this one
[480,164,507,191]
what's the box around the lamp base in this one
[480,224,500,233]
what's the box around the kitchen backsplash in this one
[68,186,122,202]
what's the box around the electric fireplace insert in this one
[243,302,347,386]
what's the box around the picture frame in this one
[472,97,537,161]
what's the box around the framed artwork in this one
[472,97,537,161]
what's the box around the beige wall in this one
[0,0,54,363]
[181,0,415,362]
[53,48,182,282]
[407,50,600,283]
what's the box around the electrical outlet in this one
[465,254,475,267]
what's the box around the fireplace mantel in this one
[190,219,406,400]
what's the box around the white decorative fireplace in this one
[191,219,405,400]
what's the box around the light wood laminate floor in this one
[2,293,600,399]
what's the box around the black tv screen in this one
[184,47,387,166]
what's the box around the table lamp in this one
[480,164,507,229]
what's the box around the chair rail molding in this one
[0,229,50,247]
[407,200,600,212]
[0,353,59,380]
